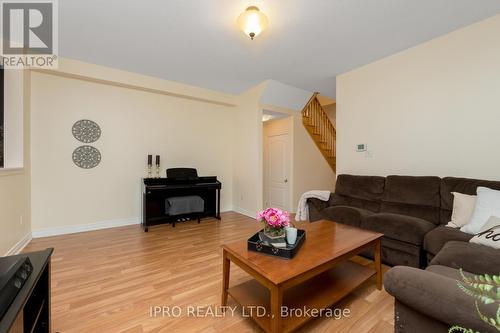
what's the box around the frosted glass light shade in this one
[237,6,268,40]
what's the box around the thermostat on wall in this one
[356,144,367,152]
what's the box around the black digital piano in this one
[141,168,222,231]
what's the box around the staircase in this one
[301,92,336,172]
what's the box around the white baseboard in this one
[232,206,257,218]
[32,217,141,238]
[30,210,251,239]
[5,232,32,256]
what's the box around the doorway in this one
[263,116,292,211]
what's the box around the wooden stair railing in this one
[301,92,336,172]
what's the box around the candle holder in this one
[147,165,152,178]
[147,155,153,178]
[155,155,161,178]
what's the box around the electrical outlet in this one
[20,215,23,225]
[240,194,244,201]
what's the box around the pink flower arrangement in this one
[257,207,290,229]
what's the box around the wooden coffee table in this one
[221,220,383,333]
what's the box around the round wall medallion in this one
[72,146,101,169]
[72,119,101,143]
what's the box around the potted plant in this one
[256,208,290,242]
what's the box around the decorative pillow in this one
[446,192,476,228]
[461,187,500,235]
[469,216,500,249]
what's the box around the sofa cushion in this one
[330,193,381,213]
[461,187,500,234]
[384,176,441,207]
[469,216,500,249]
[322,206,375,228]
[380,202,441,225]
[431,241,500,276]
[423,226,472,255]
[447,192,476,228]
[361,213,435,246]
[382,176,442,224]
[440,176,500,224]
[335,174,386,201]
[360,237,423,268]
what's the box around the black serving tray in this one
[247,229,306,259]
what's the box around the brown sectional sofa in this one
[385,241,500,332]
[308,174,500,267]
[425,176,500,260]
[308,174,500,332]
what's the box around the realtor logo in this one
[1,0,58,68]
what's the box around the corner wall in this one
[337,14,500,180]
[0,70,31,255]
[232,83,267,217]
[291,112,336,209]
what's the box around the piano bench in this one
[165,196,205,227]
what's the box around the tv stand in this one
[0,248,53,333]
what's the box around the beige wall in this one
[0,172,29,254]
[291,112,336,209]
[232,84,266,217]
[337,14,500,180]
[263,118,291,136]
[30,71,235,233]
[0,70,31,255]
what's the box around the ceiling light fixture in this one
[237,6,268,40]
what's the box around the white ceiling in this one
[59,0,500,98]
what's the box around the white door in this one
[266,134,290,211]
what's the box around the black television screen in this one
[0,66,3,168]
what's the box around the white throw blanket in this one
[295,190,331,221]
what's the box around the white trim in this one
[4,232,32,256]
[32,217,141,238]
[0,168,24,177]
[232,206,257,219]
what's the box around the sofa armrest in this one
[306,194,334,222]
[384,266,496,332]
[430,241,500,275]
[307,195,333,211]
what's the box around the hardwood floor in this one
[23,212,394,333]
